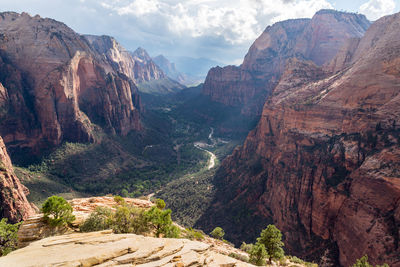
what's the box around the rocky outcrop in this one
[0,12,141,156]
[0,136,35,223]
[11,195,256,266]
[202,10,370,114]
[197,12,400,267]
[17,196,153,247]
[1,230,255,266]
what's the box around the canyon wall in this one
[198,11,400,267]
[202,10,370,115]
[0,136,35,222]
[0,12,142,156]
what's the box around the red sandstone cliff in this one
[197,12,400,267]
[0,12,142,155]
[202,10,370,115]
[0,136,35,223]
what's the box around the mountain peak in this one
[132,47,152,61]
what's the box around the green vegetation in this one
[249,243,267,266]
[286,256,318,267]
[240,242,254,253]
[351,255,389,267]
[228,252,249,263]
[145,206,180,238]
[80,198,180,238]
[41,196,75,227]
[155,199,166,209]
[79,207,113,233]
[156,167,217,227]
[0,219,21,256]
[112,205,150,234]
[242,225,285,266]
[256,225,285,264]
[183,228,204,241]
[210,227,225,240]
[113,195,125,205]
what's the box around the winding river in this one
[194,128,217,170]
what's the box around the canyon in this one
[197,10,400,267]
[0,8,399,267]
[202,9,370,115]
[0,12,144,157]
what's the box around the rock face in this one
[197,12,400,267]
[0,12,142,156]
[130,47,166,82]
[86,37,185,95]
[202,10,370,114]
[1,230,255,267]
[0,136,35,223]
[85,36,165,84]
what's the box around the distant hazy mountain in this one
[169,56,224,83]
[153,55,201,86]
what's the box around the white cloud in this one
[102,0,160,15]
[0,0,335,63]
[359,0,396,21]
[100,0,333,44]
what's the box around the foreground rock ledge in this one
[0,230,254,266]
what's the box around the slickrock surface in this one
[0,136,36,223]
[0,12,142,155]
[197,11,400,267]
[202,10,370,114]
[1,231,255,267]
[17,196,153,248]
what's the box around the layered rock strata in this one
[1,230,255,267]
[198,12,400,267]
[0,12,142,155]
[0,136,35,223]
[85,36,166,83]
[202,10,370,114]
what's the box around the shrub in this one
[240,242,253,253]
[120,189,129,197]
[279,257,289,266]
[228,252,249,262]
[155,199,166,210]
[112,205,149,234]
[256,224,284,264]
[41,196,75,226]
[289,256,304,264]
[249,243,267,266]
[113,195,125,205]
[210,227,225,240]
[351,255,389,267]
[184,228,204,240]
[0,218,21,256]
[79,198,180,238]
[145,206,179,238]
[79,207,113,232]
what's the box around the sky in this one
[0,0,399,65]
